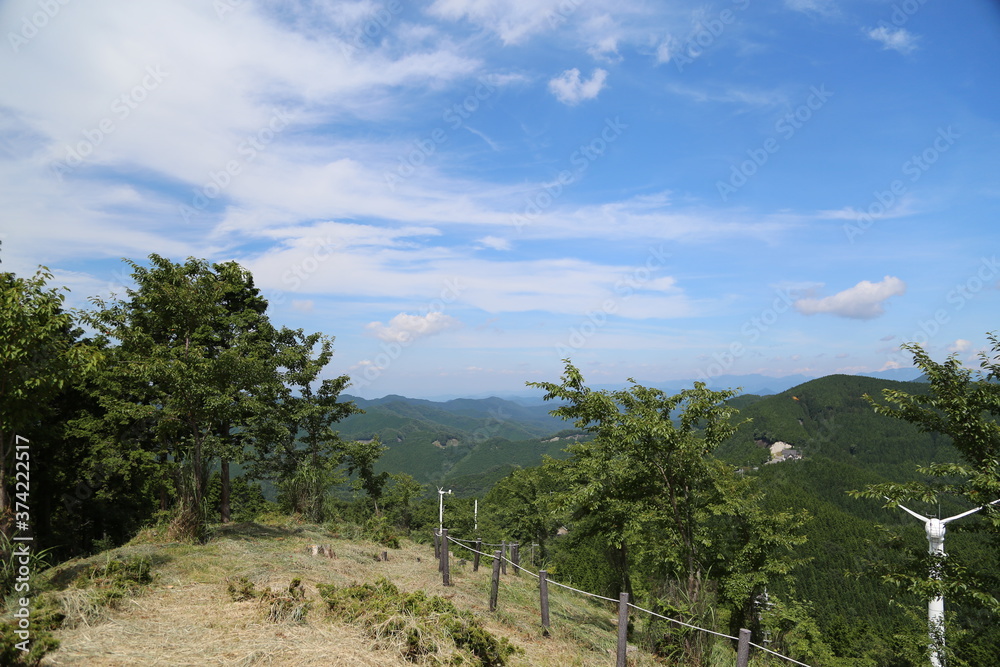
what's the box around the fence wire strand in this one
[626,602,738,641]
[750,642,813,667]
[439,532,810,667]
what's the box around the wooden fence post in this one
[441,528,450,586]
[489,550,502,611]
[473,538,482,572]
[736,628,751,667]
[512,543,520,576]
[500,540,507,575]
[434,529,440,560]
[616,592,629,667]
[539,569,550,633]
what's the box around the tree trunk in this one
[158,451,169,511]
[220,458,231,523]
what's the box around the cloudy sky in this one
[3,0,999,398]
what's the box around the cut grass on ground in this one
[33,518,663,667]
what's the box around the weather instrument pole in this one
[474,499,478,533]
[893,498,1000,667]
[438,487,452,535]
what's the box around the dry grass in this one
[36,521,664,667]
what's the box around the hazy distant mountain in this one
[415,370,922,403]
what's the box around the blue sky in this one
[2,0,999,399]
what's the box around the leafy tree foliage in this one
[527,361,812,659]
[76,255,364,537]
[0,267,95,535]
[850,336,1000,662]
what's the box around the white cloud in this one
[785,0,838,15]
[655,37,677,65]
[476,236,512,251]
[291,299,314,313]
[866,26,918,54]
[548,68,608,105]
[794,276,906,319]
[367,311,462,343]
[665,83,787,108]
[948,339,972,353]
[427,0,565,45]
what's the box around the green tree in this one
[0,267,94,536]
[243,327,362,522]
[853,335,1000,661]
[481,462,565,560]
[528,361,812,659]
[79,255,288,538]
[860,336,1000,506]
[528,361,746,602]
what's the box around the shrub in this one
[318,577,519,666]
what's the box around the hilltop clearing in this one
[32,518,663,667]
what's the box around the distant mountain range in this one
[337,369,926,493]
[414,368,923,403]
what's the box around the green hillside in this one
[712,375,999,659]
[718,374,955,477]
[335,395,576,490]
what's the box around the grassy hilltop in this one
[29,517,674,667]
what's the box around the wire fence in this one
[435,529,811,667]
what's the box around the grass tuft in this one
[319,577,520,666]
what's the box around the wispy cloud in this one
[866,26,918,54]
[465,126,500,151]
[548,68,608,105]
[785,0,838,16]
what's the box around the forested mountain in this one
[345,373,999,661]
[713,374,999,660]
[336,394,578,491]
[718,374,954,473]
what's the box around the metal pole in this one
[441,528,450,586]
[437,487,451,535]
[539,570,550,632]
